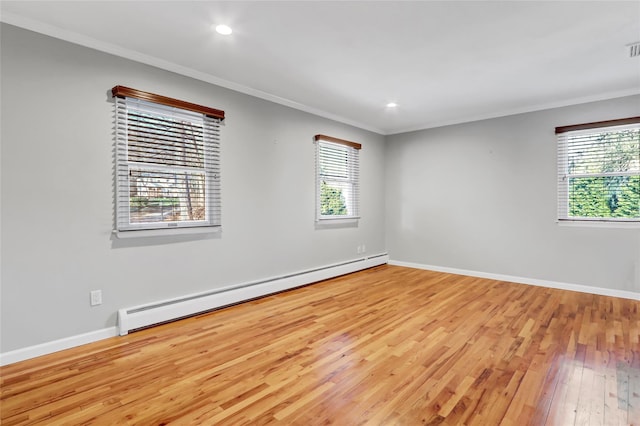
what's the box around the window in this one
[112,86,224,234]
[315,134,361,220]
[556,117,639,223]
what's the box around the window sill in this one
[317,216,360,222]
[557,220,640,229]
[315,217,359,229]
[114,226,221,239]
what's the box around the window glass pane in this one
[316,139,359,219]
[127,111,205,168]
[568,176,639,219]
[129,169,206,223]
[114,90,222,232]
[567,129,639,175]
[559,122,640,222]
[319,144,349,179]
[321,181,352,216]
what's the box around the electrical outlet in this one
[90,290,102,306]
[362,244,366,253]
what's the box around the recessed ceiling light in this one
[215,24,233,35]
[386,102,398,108]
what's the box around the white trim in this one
[557,220,640,229]
[388,259,640,301]
[388,89,640,135]
[566,171,638,179]
[118,253,389,335]
[0,11,384,135]
[0,254,388,365]
[316,217,361,223]
[4,12,637,137]
[114,226,221,239]
[0,327,118,367]
[314,219,359,230]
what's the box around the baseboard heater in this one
[117,253,388,335]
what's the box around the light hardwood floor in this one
[1,265,639,425]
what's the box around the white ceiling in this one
[2,1,639,135]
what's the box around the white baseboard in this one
[0,327,118,366]
[389,259,640,301]
[118,253,389,335]
[0,254,389,366]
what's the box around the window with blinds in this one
[315,134,361,220]
[112,86,224,233]
[556,117,639,223]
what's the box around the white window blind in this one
[113,86,223,233]
[315,134,361,220]
[557,118,639,223]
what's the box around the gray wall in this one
[0,24,387,352]
[2,22,639,356]
[386,95,640,292]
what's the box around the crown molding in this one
[0,12,385,135]
[386,88,640,135]
[2,12,637,137]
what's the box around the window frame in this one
[315,134,361,222]
[556,116,640,226]
[112,86,224,236]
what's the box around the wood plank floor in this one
[1,265,639,425]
